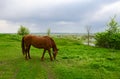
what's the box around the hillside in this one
[0,34,120,79]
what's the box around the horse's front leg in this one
[25,54,27,60]
[48,49,53,61]
[41,49,46,61]
[28,45,31,59]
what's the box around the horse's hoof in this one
[25,58,28,60]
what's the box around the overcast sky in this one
[0,0,120,33]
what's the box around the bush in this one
[95,16,120,49]
[95,32,120,49]
[17,25,30,36]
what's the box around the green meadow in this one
[0,34,120,79]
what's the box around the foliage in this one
[0,34,120,79]
[95,16,120,49]
[107,16,120,33]
[17,25,30,35]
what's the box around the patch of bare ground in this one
[41,61,56,79]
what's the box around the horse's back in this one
[24,35,52,49]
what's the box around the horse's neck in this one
[49,37,57,51]
[53,45,57,50]
[52,42,57,51]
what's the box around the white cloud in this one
[0,20,19,33]
[78,0,120,31]
[55,21,75,25]
[92,1,120,22]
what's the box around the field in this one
[0,34,120,79]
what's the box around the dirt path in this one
[41,61,56,79]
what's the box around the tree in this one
[107,16,119,34]
[17,25,30,35]
[47,28,51,36]
[86,25,92,46]
[95,16,120,49]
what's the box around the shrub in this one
[95,32,120,49]
[17,25,30,36]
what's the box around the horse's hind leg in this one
[25,45,31,60]
[25,49,28,60]
[48,49,53,61]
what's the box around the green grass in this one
[0,34,120,79]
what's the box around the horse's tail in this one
[22,36,25,55]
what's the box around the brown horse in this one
[22,35,58,61]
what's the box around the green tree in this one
[17,25,30,35]
[95,16,120,49]
[107,16,120,34]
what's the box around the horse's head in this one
[53,49,59,60]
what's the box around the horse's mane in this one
[43,36,57,51]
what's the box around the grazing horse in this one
[22,35,58,61]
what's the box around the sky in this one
[0,0,120,33]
